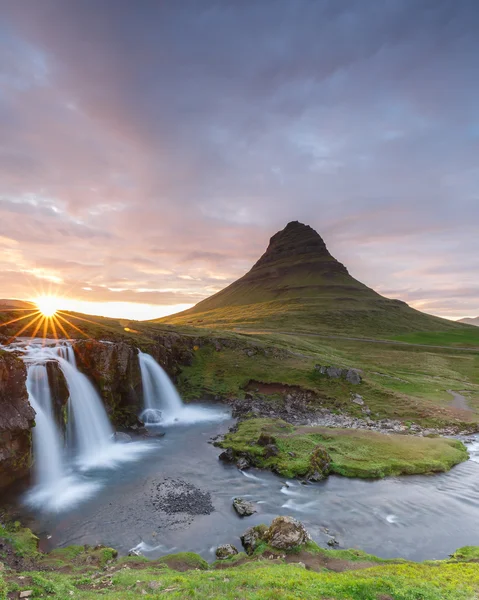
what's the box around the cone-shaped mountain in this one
[160,221,468,336]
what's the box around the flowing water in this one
[6,339,479,562]
[27,419,479,562]
[138,349,230,426]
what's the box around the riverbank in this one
[218,418,469,479]
[2,518,479,599]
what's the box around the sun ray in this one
[42,317,49,345]
[30,315,46,340]
[55,313,89,338]
[52,314,70,339]
[7,313,43,343]
[57,310,101,326]
[0,310,40,328]
[50,316,58,340]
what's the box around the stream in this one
[23,417,479,563]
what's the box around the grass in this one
[3,546,479,599]
[219,418,469,478]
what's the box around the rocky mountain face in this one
[0,352,34,490]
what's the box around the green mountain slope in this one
[159,221,477,338]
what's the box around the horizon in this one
[1,1,478,321]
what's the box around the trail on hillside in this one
[447,390,471,411]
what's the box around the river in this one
[21,415,479,563]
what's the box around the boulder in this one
[352,393,364,405]
[215,544,238,560]
[233,497,256,517]
[307,445,331,481]
[264,516,311,550]
[240,525,268,555]
[218,448,235,463]
[346,370,362,385]
[263,444,279,458]
[236,457,250,470]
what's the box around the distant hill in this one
[159,221,474,337]
[459,317,479,327]
[0,299,35,309]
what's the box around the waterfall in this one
[138,351,230,426]
[26,364,64,487]
[138,351,183,423]
[56,354,115,469]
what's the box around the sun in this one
[35,296,60,317]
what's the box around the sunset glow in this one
[35,296,60,317]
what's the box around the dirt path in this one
[447,390,471,411]
[235,328,479,353]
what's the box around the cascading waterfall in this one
[138,350,229,425]
[138,351,183,424]
[26,364,64,487]
[56,355,115,469]
[20,340,151,512]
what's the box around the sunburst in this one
[0,294,94,344]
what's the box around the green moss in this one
[450,546,479,561]
[157,552,209,571]
[219,418,469,479]
[0,522,39,558]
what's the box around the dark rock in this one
[306,445,331,481]
[233,497,256,517]
[327,537,339,547]
[265,516,312,550]
[218,448,235,463]
[257,433,276,446]
[215,544,238,559]
[346,370,362,385]
[0,352,34,490]
[236,457,250,470]
[240,525,268,555]
[263,444,279,458]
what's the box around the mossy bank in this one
[218,418,469,479]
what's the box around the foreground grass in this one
[219,418,469,478]
[3,544,479,599]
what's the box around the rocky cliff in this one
[0,351,34,490]
[73,333,196,426]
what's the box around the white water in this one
[26,365,64,487]
[15,340,154,512]
[138,350,229,426]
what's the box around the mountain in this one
[159,221,471,336]
[459,317,479,327]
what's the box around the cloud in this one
[0,0,478,318]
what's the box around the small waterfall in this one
[138,351,183,423]
[26,364,64,487]
[56,355,115,469]
[138,351,230,425]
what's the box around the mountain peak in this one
[251,221,341,272]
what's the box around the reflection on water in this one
[23,420,479,562]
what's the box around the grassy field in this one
[219,418,469,478]
[2,521,479,599]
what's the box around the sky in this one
[0,0,478,321]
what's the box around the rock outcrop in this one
[215,544,239,560]
[315,365,362,384]
[0,351,34,489]
[240,518,312,554]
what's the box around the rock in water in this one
[215,544,239,559]
[233,497,256,517]
[265,516,312,550]
[236,457,250,470]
